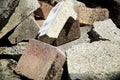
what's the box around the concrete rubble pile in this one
[0,0,120,80]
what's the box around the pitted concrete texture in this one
[93,19,120,43]
[66,41,120,80]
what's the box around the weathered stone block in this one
[0,0,40,39]
[34,1,53,19]
[66,41,120,80]
[15,39,66,80]
[53,17,80,46]
[78,7,109,25]
[92,19,120,42]
[8,16,39,44]
[38,1,77,44]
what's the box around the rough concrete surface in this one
[93,19,120,42]
[66,41,120,80]
[8,15,39,44]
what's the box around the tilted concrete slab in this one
[0,0,40,39]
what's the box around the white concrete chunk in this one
[66,41,120,80]
[93,19,120,42]
[38,1,77,41]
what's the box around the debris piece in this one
[53,17,80,46]
[15,39,66,80]
[38,1,77,44]
[66,41,120,80]
[0,0,40,39]
[58,26,91,52]
[92,19,120,42]
[8,16,39,44]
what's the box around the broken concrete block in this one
[15,39,66,80]
[8,16,39,44]
[78,7,109,25]
[53,17,80,46]
[0,0,40,39]
[66,41,120,80]
[38,1,77,44]
[92,19,120,42]
[34,1,53,19]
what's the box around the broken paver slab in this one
[92,19,120,42]
[34,1,53,19]
[15,39,66,80]
[78,7,109,25]
[66,41,120,80]
[0,0,40,39]
[8,15,39,44]
[38,1,77,44]
[53,17,80,46]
